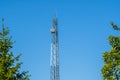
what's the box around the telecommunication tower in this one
[50,16,60,80]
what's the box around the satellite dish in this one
[50,28,56,33]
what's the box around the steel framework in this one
[50,17,60,80]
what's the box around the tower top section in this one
[50,16,58,33]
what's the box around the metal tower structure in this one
[50,16,60,80]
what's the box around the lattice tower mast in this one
[50,17,60,80]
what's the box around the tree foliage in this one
[101,22,120,80]
[0,18,30,80]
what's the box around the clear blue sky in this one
[0,0,120,80]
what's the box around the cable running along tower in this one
[50,17,60,80]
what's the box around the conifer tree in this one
[101,22,120,80]
[0,18,30,80]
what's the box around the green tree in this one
[101,22,120,80]
[0,18,30,80]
